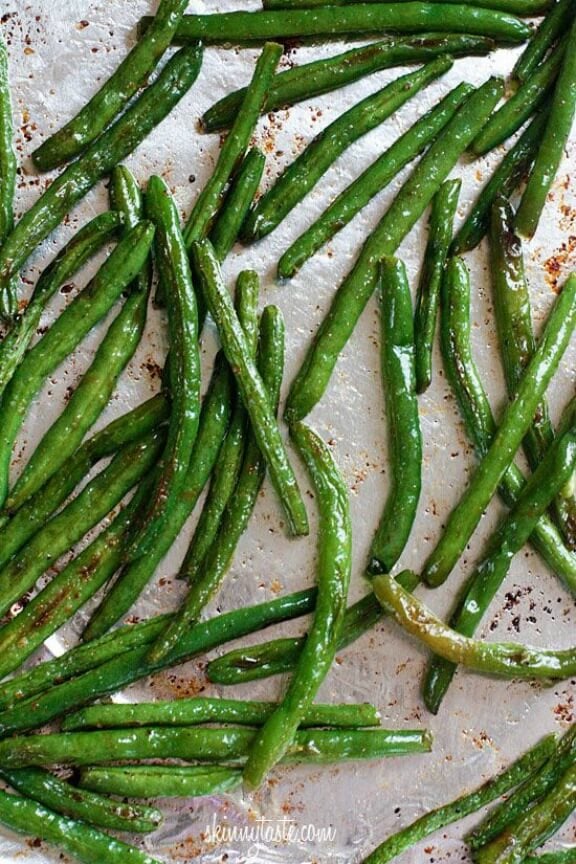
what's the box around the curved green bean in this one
[468,725,576,851]
[184,43,281,248]
[0,211,121,397]
[0,222,154,509]
[148,304,285,662]
[243,58,453,243]
[0,767,162,834]
[0,47,201,298]
[210,149,266,259]
[109,165,151,294]
[423,271,576,586]
[202,35,493,133]
[516,15,576,238]
[415,179,461,393]
[368,258,422,575]
[437,255,576,595]
[472,41,566,156]
[79,765,242,799]
[0,31,15,252]
[146,6,532,45]
[512,0,574,83]
[374,572,576,679]
[0,789,162,864]
[0,430,163,619]
[0,727,431,768]
[194,239,308,534]
[33,0,189,171]
[475,761,576,864]
[207,591,387,685]
[243,421,352,789]
[285,77,503,423]
[361,734,558,864]
[423,426,576,714]
[62,698,380,732]
[451,109,545,254]
[82,351,233,640]
[128,176,201,560]
[0,588,315,718]
[182,270,260,582]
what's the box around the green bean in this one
[373,572,576,679]
[210,149,266,259]
[0,788,162,864]
[0,479,153,681]
[415,180,461,393]
[207,593,385,684]
[7,290,149,513]
[285,77,503,423]
[183,43,281,248]
[128,177,201,561]
[468,725,576,851]
[0,47,201,298]
[148,304,286,661]
[0,222,154,509]
[451,109,545,254]
[472,42,566,156]
[0,392,167,548]
[437,255,576,595]
[490,197,576,547]
[0,430,163,619]
[147,6,532,45]
[243,58,452,243]
[512,0,575,83]
[79,765,242,799]
[81,352,233,640]
[0,212,121,397]
[0,589,318,737]
[423,270,576,586]
[361,734,558,864]
[33,0,189,171]
[516,15,576,238]
[201,35,494,133]
[368,258,422,576]
[0,727,431,768]
[243,421,352,789]
[475,761,576,863]
[62,698,380,731]
[194,239,309,534]
[0,31,16,249]
[0,768,162,834]
[278,83,470,279]
[422,427,576,714]
[264,0,549,8]
[523,853,576,864]
[182,271,260,583]
[109,165,151,294]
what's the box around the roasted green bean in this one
[264,0,549,10]
[0,47,201,298]
[0,31,16,253]
[244,58,452,242]
[79,765,242,799]
[285,78,503,423]
[512,0,574,83]
[32,0,189,171]
[210,149,266,259]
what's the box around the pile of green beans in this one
[2,0,576,861]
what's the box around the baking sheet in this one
[1,1,575,861]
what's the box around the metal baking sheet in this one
[1,1,575,861]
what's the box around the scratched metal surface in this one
[0,1,575,861]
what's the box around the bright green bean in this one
[516,15,576,238]
[79,765,242,799]
[0,31,15,246]
[244,58,452,243]
[183,43,281,247]
[128,176,201,560]
[243,421,352,789]
[210,148,266,259]
[414,179,461,393]
[109,165,151,294]
[148,304,286,662]
[0,47,201,298]
[423,271,576,586]
[278,84,471,279]
[512,0,575,82]
[285,78,503,423]
[264,0,549,9]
